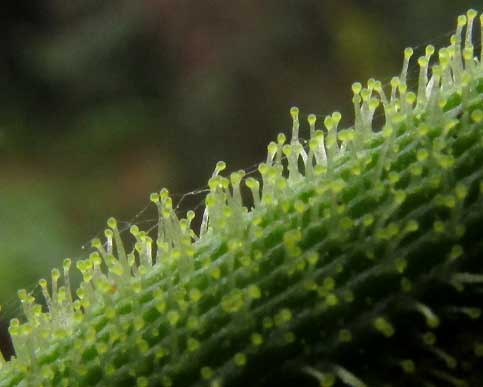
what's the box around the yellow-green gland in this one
[1,9,483,387]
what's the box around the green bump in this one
[401,278,413,293]
[433,220,445,233]
[332,111,341,122]
[161,376,173,387]
[362,214,374,227]
[458,14,467,26]
[284,331,296,343]
[423,332,436,346]
[137,377,149,387]
[323,277,335,290]
[416,148,429,161]
[417,56,429,68]
[282,144,292,157]
[283,229,303,256]
[474,343,483,357]
[294,199,306,214]
[352,82,362,94]
[17,289,28,302]
[263,317,273,329]
[107,217,118,229]
[455,183,468,201]
[167,310,180,327]
[247,285,261,300]
[211,379,222,387]
[463,308,481,319]
[394,191,406,205]
[51,268,60,281]
[104,228,113,239]
[307,113,317,126]
[277,132,286,145]
[222,289,245,313]
[325,293,339,306]
[449,245,463,260]
[251,332,263,346]
[63,257,72,270]
[394,257,407,273]
[342,290,354,303]
[215,161,226,173]
[404,47,414,59]
[338,329,352,343]
[382,125,393,138]
[400,360,415,374]
[409,162,423,176]
[373,317,395,338]
[155,347,168,360]
[437,154,455,170]
[189,288,202,302]
[388,171,400,184]
[306,251,319,266]
[425,45,435,57]
[339,217,353,230]
[415,303,440,328]
[187,337,200,352]
[471,109,483,122]
[90,237,102,248]
[404,220,419,233]
[150,192,160,203]
[274,308,293,326]
[201,367,214,380]
[245,177,260,190]
[41,365,55,380]
[234,353,247,367]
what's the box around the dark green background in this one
[0,0,480,357]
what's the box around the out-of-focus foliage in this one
[0,0,479,355]
[0,184,71,306]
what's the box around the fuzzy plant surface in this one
[1,9,483,387]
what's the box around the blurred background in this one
[0,0,480,357]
